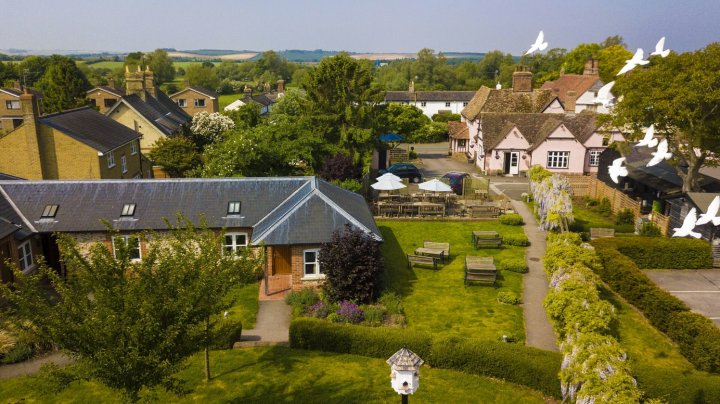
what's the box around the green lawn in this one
[0,347,550,403]
[379,220,526,341]
[219,93,243,110]
[223,282,259,328]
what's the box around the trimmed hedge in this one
[592,239,720,373]
[289,318,562,398]
[499,214,524,226]
[612,237,712,269]
[497,258,528,273]
[502,234,530,246]
[634,364,720,404]
[210,319,243,349]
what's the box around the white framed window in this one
[121,155,128,173]
[176,99,187,107]
[420,101,427,107]
[547,151,569,169]
[5,100,20,110]
[227,201,241,215]
[589,150,601,167]
[113,235,141,261]
[303,249,322,278]
[445,102,451,107]
[194,99,206,107]
[17,240,33,272]
[131,141,138,155]
[463,102,469,107]
[223,233,248,255]
[107,150,115,168]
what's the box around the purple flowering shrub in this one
[336,301,365,324]
[306,301,329,318]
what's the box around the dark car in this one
[379,163,423,183]
[441,172,470,195]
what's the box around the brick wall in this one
[290,244,323,291]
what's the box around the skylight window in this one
[41,204,59,218]
[227,201,241,215]
[121,203,136,217]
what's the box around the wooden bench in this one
[423,241,450,261]
[465,256,497,286]
[469,205,499,218]
[472,231,502,249]
[590,227,615,239]
[407,254,439,271]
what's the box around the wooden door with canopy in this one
[272,246,292,275]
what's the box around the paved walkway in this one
[0,351,73,380]
[512,200,559,351]
[235,300,292,348]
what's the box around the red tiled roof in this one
[540,74,603,104]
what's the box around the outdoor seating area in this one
[472,230,502,248]
[464,256,497,286]
[415,241,450,262]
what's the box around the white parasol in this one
[377,172,403,182]
[418,179,453,193]
[371,178,407,191]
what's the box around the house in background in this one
[170,85,219,116]
[0,82,43,133]
[224,81,285,115]
[540,59,612,114]
[385,82,475,118]
[448,121,469,157]
[86,78,125,114]
[0,91,144,180]
[105,66,191,154]
[0,177,381,292]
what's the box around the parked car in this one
[441,172,470,195]
[379,163,423,183]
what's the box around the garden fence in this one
[561,175,642,220]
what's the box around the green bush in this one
[597,197,612,216]
[584,197,599,207]
[361,305,386,327]
[497,258,528,273]
[666,311,720,373]
[634,364,720,403]
[502,234,529,246]
[377,292,404,315]
[639,222,662,237]
[408,149,418,160]
[210,319,242,349]
[1,341,33,364]
[497,291,521,305]
[499,214,524,226]
[615,208,635,225]
[613,237,712,269]
[330,179,362,193]
[289,318,562,398]
[286,288,320,307]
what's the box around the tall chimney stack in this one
[244,85,252,98]
[583,59,600,76]
[276,79,285,93]
[512,66,532,92]
[144,66,156,99]
[565,90,577,113]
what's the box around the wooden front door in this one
[273,246,292,275]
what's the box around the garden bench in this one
[590,227,615,239]
[407,254,439,271]
[464,256,497,286]
[422,241,450,261]
[469,205,499,218]
[472,230,502,249]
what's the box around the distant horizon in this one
[1,0,719,55]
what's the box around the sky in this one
[1,0,719,55]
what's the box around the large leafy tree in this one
[36,55,90,113]
[147,136,201,177]
[0,219,260,401]
[610,42,720,192]
[146,49,176,85]
[185,64,220,91]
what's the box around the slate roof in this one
[448,121,469,140]
[0,88,43,98]
[39,107,140,153]
[385,91,475,102]
[170,86,219,99]
[0,192,27,239]
[461,86,558,120]
[0,173,24,181]
[86,86,125,97]
[480,111,598,151]
[0,177,382,246]
[685,193,720,215]
[540,75,603,105]
[119,92,191,135]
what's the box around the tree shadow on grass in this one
[379,226,417,298]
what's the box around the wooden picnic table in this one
[472,230,502,248]
[465,256,497,285]
[414,247,447,263]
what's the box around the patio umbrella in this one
[371,178,407,191]
[377,172,402,182]
[419,179,453,193]
[379,133,405,142]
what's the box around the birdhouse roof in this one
[386,348,424,370]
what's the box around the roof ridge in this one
[0,185,36,233]
[39,105,94,119]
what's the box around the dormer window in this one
[227,201,241,215]
[121,203,136,217]
[41,204,59,218]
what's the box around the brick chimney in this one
[583,59,599,76]
[565,90,577,113]
[276,79,285,93]
[20,90,45,179]
[244,85,252,98]
[107,77,115,89]
[408,80,415,92]
[13,80,22,91]
[512,66,532,92]
[144,66,157,99]
[125,65,146,101]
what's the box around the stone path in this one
[235,300,292,348]
[512,200,559,351]
[0,351,73,380]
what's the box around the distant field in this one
[84,60,124,69]
[168,51,257,61]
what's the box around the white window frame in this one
[463,102,469,107]
[547,151,569,169]
[194,99,206,107]
[112,235,141,262]
[107,150,116,168]
[6,100,20,110]
[589,150,601,167]
[445,102,451,107]
[176,99,187,107]
[302,249,322,279]
[131,141,138,155]
[17,240,34,272]
[121,155,128,173]
[223,232,248,255]
[420,101,427,107]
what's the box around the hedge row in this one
[634,364,720,403]
[502,234,530,246]
[611,237,712,269]
[499,214,524,226]
[289,318,562,398]
[592,239,720,373]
